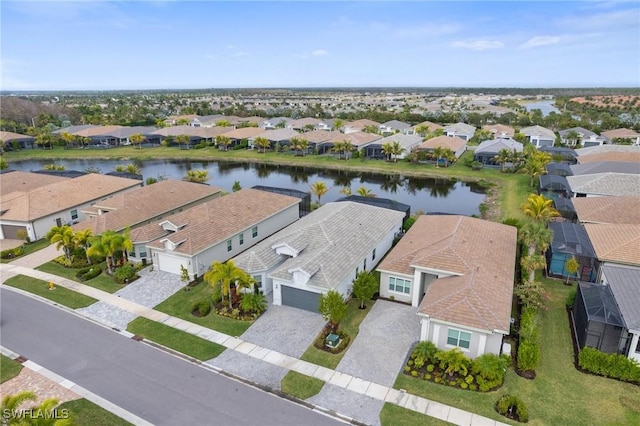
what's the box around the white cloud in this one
[233,51,248,57]
[311,49,329,56]
[520,36,561,49]
[227,44,235,49]
[452,40,504,51]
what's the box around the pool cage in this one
[547,222,597,282]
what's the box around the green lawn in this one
[153,280,253,337]
[37,261,123,293]
[0,239,50,264]
[280,371,325,400]
[126,317,225,361]
[3,275,98,309]
[392,278,640,426]
[379,403,452,426]
[58,399,132,426]
[1,355,23,383]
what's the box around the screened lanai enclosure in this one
[573,282,629,355]
[554,197,577,221]
[547,222,597,282]
[539,175,571,199]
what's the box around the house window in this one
[140,248,147,258]
[129,250,136,258]
[239,233,244,245]
[363,258,367,270]
[253,275,263,293]
[447,329,471,350]
[389,276,411,294]
[372,248,376,261]
[70,209,78,220]
[227,239,232,252]
[252,226,258,238]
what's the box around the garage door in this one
[2,225,27,240]
[281,286,321,313]
[156,253,185,275]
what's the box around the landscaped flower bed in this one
[312,324,351,354]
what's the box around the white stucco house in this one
[233,201,405,312]
[521,125,556,148]
[376,215,517,359]
[0,171,142,241]
[444,122,476,141]
[136,189,300,279]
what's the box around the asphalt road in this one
[0,288,342,426]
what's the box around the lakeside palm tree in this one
[309,181,329,205]
[521,194,559,222]
[381,142,394,161]
[356,186,376,197]
[390,141,404,162]
[129,133,146,149]
[254,136,270,153]
[183,169,209,183]
[216,135,232,151]
[493,148,512,172]
[175,134,191,150]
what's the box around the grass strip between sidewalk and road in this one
[379,403,452,426]
[3,275,98,309]
[37,261,122,294]
[1,355,23,383]
[58,399,133,426]
[126,317,225,361]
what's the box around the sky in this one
[1,1,639,90]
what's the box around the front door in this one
[56,218,62,227]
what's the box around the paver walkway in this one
[9,245,61,269]
[0,263,509,426]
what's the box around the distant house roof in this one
[234,202,405,290]
[567,173,640,196]
[576,145,640,164]
[151,125,227,139]
[412,121,444,132]
[381,120,411,131]
[144,189,300,255]
[604,264,640,333]
[299,130,342,143]
[67,125,124,138]
[108,126,158,138]
[419,135,466,151]
[570,161,640,176]
[259,128,301,142]
[601,128,640,140]
[474,138,523,154]
[0,131,35,142]
[288,118,323,129]
[53,125,98,135]
[378,215,517,333]
[329,131,382,147]
[371,133,423,150]
[584,223,640,267]
[573,195,640,225]
[74,179,222,234]
[444,122,476,136]
[559,127,597,138]
[344,119,381,130]
[482,124,515,138]
[520,125,556,140]
[222,127,266,140]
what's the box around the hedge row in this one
[1,247,24,259]
[578,347,640,385]
[76,266,102,281]
[517,307,541,372]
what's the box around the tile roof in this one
[567,173,640,196]
[444,122,476,135]
[419,135,467,151]
[584,223,640,266]
[73,180,222,234]
[520,125,556,140]
[1,171,69,196]
[151,125,230,139]
[329,131,382,147]
[378,215,517,332]
[259,128,301,142]
[482,124,515,137]
[573,196,640,225]
[602,128,640,139]
[474,138,523,154]
[145,188,300,255]
[299,130,342,143]
[381,120,411,130]
[603,264,640,333]
[345,119,381,129]
[571,161,640,176]
[372,134,423,150]
[576,145,640,164]
[288,118,322,128]
[233,202,405,290]
[412,121,444,132]
[558,127,597,138]
[221,127,266,140]
[70,125,124,137]
[0,131,34,141]
[0,174,142,221]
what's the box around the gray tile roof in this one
[381,120,411,131]
[571,161,640,176]
[558,127,597,138]
[371,134,423,150]
[603,264,640,333]
[521,125,556,140]
[567,173,640,196]
[233,202,404,290]
[444,122,476,136]
[474,138,523,155]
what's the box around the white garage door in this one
[157,253,186,275]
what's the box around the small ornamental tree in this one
[565,256,579,284]
[180,264,190,291]
[352,271,377,309]
[318,290,348,332]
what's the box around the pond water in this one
[524,100,560,116]
[9,159,487,216]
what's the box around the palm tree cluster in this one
[46,225,93,265]
[492,148,524,173]
[86,228,134,275]
[289,137,310,156]
[215,135,232,151]
[429,147,456,167]
[204,260,264,313]
[332,140,355,160]
[1,390,72,426]
[381,141,405,162]
[183,169,209,183]
[253,136,271,153]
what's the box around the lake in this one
[524,99,560,116]
[9,159,487,216]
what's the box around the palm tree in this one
[436,348,471,378]
[309,181,329,205]
[204,260,253,308]
[46,225,75,261]
[74,228,93,264]
[254,136,270,153]
[518,157,546,187]
[2,391,72,426]
[356,186,376,197]
[521,194,560,222]
[216,135,232,151]
[381,142,394,162]
[519,222,553,282]
[129,133,146,149]
[442,148,456,167]
[333,118,344,132]
[290,137,309,156]
[183,169,209,183]
[493,148,512,172]
[391,141,405,162]
[175,134,191,150]
[339,186,352,196]
[60,131,76,148]
[432,146,445,167]
[521,254,547,283]
[87,231,118,274]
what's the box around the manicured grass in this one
[58,398,132,426]
[280,371,325,400]
[126,317,225,361]
[153,280,253,337]
[379,403,452,426]
[0,355,23,383]
[392,278,640,425]
[0,239,51,263]
[37,261,122,293]
[3,275,98,309]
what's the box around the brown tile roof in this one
[0,174,142,221]
[145,188,300,255]
[329,131,382,147]
[584,223,640,266]
[72,179,222,234]
[482,124,515,137]
[296,130,342,143]
[578,151,640,164]
[0,131,35,141]
[418,135,467,151]
[345,119,381,129]
[573,196,640,225]
[221,127,266,140]
[71,125,123,137]
[413,121,444,132]
[151,125,232,139]
[602,128,640,139]
[1,171,69,196]
[378,215,517,332]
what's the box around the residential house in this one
[342,119,381,134]
[602,128,640,146]
[255,128,301,150]
[584,223,640,272]
[520,125,556,148]
[0,172,142,241]
[576,145,640,164]
[142,189,301,279]
[481,124,515,140]
[0,131,35,150]
[261,117,292,130]
[418,135,467,159]
[151,125,232,146]
[302,130,342,154]
[233,202,405,312]
[412,121,444,137]
[376,215,517,358]
[163,115,198,126]
[287,118,323,132]
[571,161,640,176]
[109,126,160,146]
[364,134,422,159]
[222,127,266,148]
[558,127,599,147]
[379,120,412,136]
[328,131,382,157]
[473,138,523,167]
[191,115,225,128]
[567,173,640,197]
[444,122,476,141]
[572,195,640,225]
[546,222,597,282]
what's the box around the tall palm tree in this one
[290,137,309,156]
[518,157,547,187]
[87,231,118,274]
[309,181,329,205]
[204,260,253,308]
[432,146,446,167]
[216,135,232,151]
[443,149,456,167]
[253,136,270,153]
[521,194,560,222]
[356,186,376,197]
[493,148,512,172]
[46,225,75,261]
[519,222,553,282]
[129,133,146,149]
[391,141,405,162]
[381,142,394,161]
[74,228,93,264]
[60,131,76,149]
[521,254,547,283]
[333,119,344,132]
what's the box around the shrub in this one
[424,374,431,380]
[52,255,89,268]
[471,161,483,171]
[240,292,267,315]
[1,247,23,259]
[411,370,418,377]
[472,353,508,383]
[578,347,640,384]
[435,348,471,377]
[495,395,529,423]
[191,300,211,316]
[469,384,477,391]
[412,341,438,369]
[404,366,411,373]
[407,360,414,367]
[460,382,468,389]
[517,339,540,372]
[566,289,577,309]
[426,364,435,373]
[465,375,474,384]
[114,264,136,284]
[211,283,222,304]
[76,266,102,281]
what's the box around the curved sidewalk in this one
[0,263,508,426]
